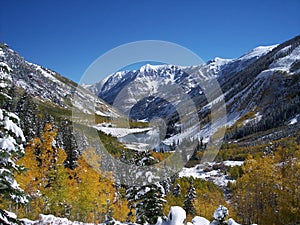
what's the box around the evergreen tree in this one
[15,93,40,141]
[125,150,167,224]
[134,183,166,224]
[183,178,197,217]
[104,199,114,225]
[172,183,181,197]
[126,182,167,224]
[125,185,138,222]
[0,67,28,224]
[59,120,79,169]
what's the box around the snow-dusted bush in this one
[213,205,228,222]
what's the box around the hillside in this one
[1,43,121,117]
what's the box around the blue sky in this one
[1,0,299,83]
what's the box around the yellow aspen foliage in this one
[14,137,44,219]
[66,154,129,223]
[232,144,300,225]
[14,123,130,223]
[15,123,71,219]
[165,177,227,222]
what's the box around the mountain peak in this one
[239,44,278,61]
[139,63,168,73]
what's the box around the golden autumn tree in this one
[15,123,130,223]
[15,136,44,219]
[15,123,71,219]
[274,145,300,224]
[232,143,300,225]
[66,149,129,223]
[38,123,71,216]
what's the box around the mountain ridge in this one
[88,35,300,147]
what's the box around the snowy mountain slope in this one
[88,35,300,147]
[0,43,120,118]
[221,36,300,141]
[207,44,277,77]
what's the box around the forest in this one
[1,81,300,225]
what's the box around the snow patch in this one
[94,125,152,138]
[0,108,3,120]
[95,110,110,117]
[289,114,299,125]
[223,160,244,167]
[0,136,16,151]
[179,161,244,187]
[0,48,5,57]
[168,206,186,225]
[208,57,233,75]
[123,142,150,151]
[0,82,8,88]
[192,216,210,225]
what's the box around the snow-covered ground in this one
[93,124,151,138]
[9,205,248,225]
[123,142,150,151]
[179,161,244,187]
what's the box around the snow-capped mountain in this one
[89,35,300,145]
[208,45,277,77]
[0,43,120,118]
[92,43,277,104]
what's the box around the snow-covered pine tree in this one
[183,178,197,217]
[172,183,181,197]
[15,92,41,141]
[59,120,80,169]
[125,150,167,224]
[134,183,166,224]
[0,63,28,224]
[125,185,138,222]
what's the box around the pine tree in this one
[125,150,167,224]
[183,178,197,217]
[172,183,181,197]
[125,185,138,223]
[136,183,166,224]
[126,183,166,224]
[59,120,79,169]
[0,66,28,224]
[15,93,40,141]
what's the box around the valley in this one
[1,35,300,225]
